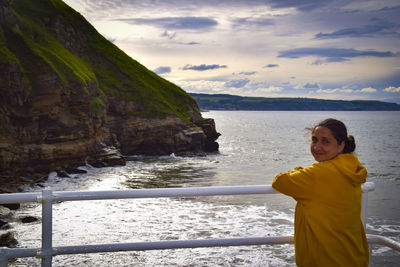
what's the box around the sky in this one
[63,0,400,103]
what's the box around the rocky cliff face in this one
[0,0,219,184]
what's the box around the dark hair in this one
[313,118,356,153]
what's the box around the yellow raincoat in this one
[272,153,369,267]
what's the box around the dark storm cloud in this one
[182,64,227,71]
[116,17,218,30]
[153,66,171,74]
[315,18,399,39]
[278,48,397,62]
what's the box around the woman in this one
[272,118,369,267]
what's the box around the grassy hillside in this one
[190,93,400,111]
[0,0,197,121]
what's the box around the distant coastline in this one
[190,93,400,111]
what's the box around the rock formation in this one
[0,0,219,186]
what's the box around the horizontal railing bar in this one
[1,233,397,261]
[367,234,400,251]
[55,234,400,254]
[54,236,295,255]
[52,185,279,202]
[0,248,37,258]
[51,182,376,202]
[0,192,40,204]
[0,182,376,204]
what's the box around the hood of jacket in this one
[330,153,367,185]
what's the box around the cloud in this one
[153,66,171,74]
[267,0,334,11]
[384,86,400,93]
[256,85,283,93]
[316,88,354,94]
[379,5,400,12]
[182,64,227,71]
[232,17,275,28]
[278,47,397,63]
[161,31,176,39]
[116,17,218,30]
[186,42,200,45]
[224,78,250,88]
[238,71,257,76]
[303,83,319,89]
[317,87,379,94]
[264,64,279,68]
[360,87,377,93]
[312,57,349,65]
[315,18,399,39]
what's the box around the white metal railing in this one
[0,182,399,267]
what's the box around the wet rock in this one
[21,216,38,223]
[56,169,70,178]
[174,150,207,157]
[0,219,10,230]
[194,118,221,152]
[65,167,87,174]
[87,145,126,168]
[0,206,11,218]
[0,232,18,248]
[1,203,20,210]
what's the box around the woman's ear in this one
[338,141,345,153]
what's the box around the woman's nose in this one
[313,141,322,150]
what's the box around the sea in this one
[9,111,400,266]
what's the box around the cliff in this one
[0,0,219,186]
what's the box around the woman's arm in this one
[272,165,315,201]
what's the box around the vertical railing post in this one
[361,182,376,263]
[41,189,53,267]
[361,189,368,229]
[361,182,375,229]
[0,248,8,267]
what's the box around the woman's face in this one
[311,126,344,162]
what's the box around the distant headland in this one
[190,93,400,111]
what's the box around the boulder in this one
[21,216,38,223]
[1,203,20,210]
[0,219,10,230]
[0,232,18,248]
[56,169,71,178]
[0,206,11,218]
[87,144,126,168]
[194,118,221,152]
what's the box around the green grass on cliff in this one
[8,0,96,91]
[87,25,196,121]
[2,0,198,122]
